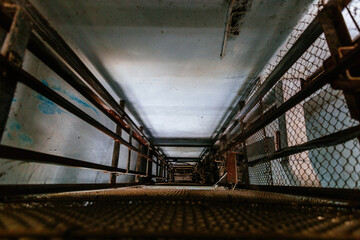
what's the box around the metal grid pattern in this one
[344,0,360,39]
[1,188,360,239]
[244,0,360,189]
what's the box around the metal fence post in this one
[226,151,238,185]
[110,100,125,184]
[135,126,144,182]
[319,1,360,122]
[0,6,31,139]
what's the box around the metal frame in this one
[0,4,30,138]
[14,0,169,166]
[0,1,171,195]
[153,138,213,147]
[202,0,360,202]
[236,184,360,206]
[0,183,141,197]
[203,0,356,156]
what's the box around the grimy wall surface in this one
[0,0,314,184]
[28,0,312,159]
[0,50,138,184]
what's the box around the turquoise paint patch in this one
[7,132,13,140]
[5,120,33,146]
[12,98,17,103]
[40,79,99,116]
[67,93,99,115]
[9,121,21,130]
[36,93,65,115]
[19,133,33,145]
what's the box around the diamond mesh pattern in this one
[244,0,360,189]
[1,188,359,239]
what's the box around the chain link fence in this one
[244,0,360,189]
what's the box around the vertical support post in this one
[135,126,144,182]
[166,165,169,181]
[161,163,164,179]
[159,162,162,178]
[126,126,133,173]
[320,1,360,121]
[109,100,125,184]
[160,163,163,178]
[240,120,250,185]
[164,165,166,180]
[156,157,159,177]
[242,142,250,184]
[0,6,31,139]
[226,152,238,184]
[145,145,151,177]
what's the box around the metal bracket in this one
[330,45,360,92]
[320,1,360,121]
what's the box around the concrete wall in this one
[0,51,137,184]
[29,0,313,158]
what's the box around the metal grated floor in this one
[0,187,360,239]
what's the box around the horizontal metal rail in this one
[153,138,213,147]
[234,18,323,123]
[201,17,323,163]
[237,184,360,205]
[0,183,142,197]
[205,0,353,161]
[0,144,161,177]
[199,78,258,160]
[217,34,360,155]
[214,17,322,147]
[248,124,360,167]
[14,0,143,141]
[228,0,350,127]
[0,54,158,164]
[14,0,169,167]
[0,1,171,186]
[27,33,169,169]
[27,35,136,142]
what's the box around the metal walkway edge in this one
[1,187,359,239]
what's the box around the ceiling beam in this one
[153,138,213,147]
[166,157,201,163]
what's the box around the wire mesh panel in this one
[244,0,360,190]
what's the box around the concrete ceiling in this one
[30,0,312,159]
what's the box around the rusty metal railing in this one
[202,0,360,203]
[0,1,171,196]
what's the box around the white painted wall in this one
[0,51,136,184]
[0,0,315,183]
[29,0,313,158]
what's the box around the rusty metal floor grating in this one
[0,187,360,239]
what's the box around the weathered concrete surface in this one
[0,0,315,185]
[0,51,136,184]
[27,0,313,158]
